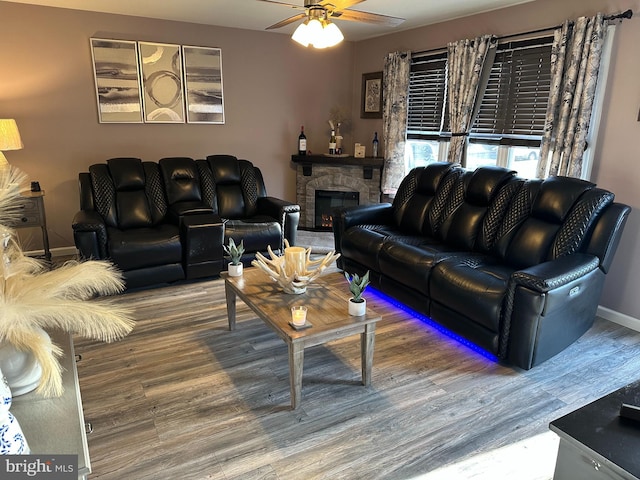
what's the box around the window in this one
[406,36,553,178]
[407,52,447,134]
[406,52,448,170]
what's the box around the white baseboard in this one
[597,305,640,332]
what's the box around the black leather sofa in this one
[333,162,630,370]
[72,155,300,289]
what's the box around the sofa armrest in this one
[333,203,394,231]
[332,203,393,255]
[72,210,108,259]
[511,253,600,293]
[166,202,215,225]
[502,253,603,369]
[257,197,301,248]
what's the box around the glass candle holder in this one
[291,306,308,326]
[284,247,306,277]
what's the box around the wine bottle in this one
[372,132,379,158]
[298,126,307,156]
[329,130,337,155]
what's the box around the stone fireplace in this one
[293,155,383,230]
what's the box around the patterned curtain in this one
[446,35,496,165]
[381,51,410,196]
[537,14,606,179]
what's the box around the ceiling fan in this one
[259,0,405,32]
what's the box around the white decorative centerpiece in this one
[0,166,134,398]
[251,240,340,294]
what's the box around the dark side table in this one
[14,191,51,261]
[550,380,640,480]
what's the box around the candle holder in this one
[291,306,308,326]
[251,240,340,294]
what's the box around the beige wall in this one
[2,0,640,319]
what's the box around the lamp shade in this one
[0,120,23,151]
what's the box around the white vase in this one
[0,368,30,454]
[0,327,51,396]
[348,297,366,316]
[228,263,243,277]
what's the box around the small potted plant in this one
[345,270,370,316]
[224,237,245,277]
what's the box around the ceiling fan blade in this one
[318,0,366,9]
[330,9,405,27]
[266,12,307,30]
[256,0,306,10]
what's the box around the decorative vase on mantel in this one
[0,368,30,455]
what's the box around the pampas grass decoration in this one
[0,166,134,397]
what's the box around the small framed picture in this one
[361,71,383,119]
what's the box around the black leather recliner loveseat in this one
[332,162,630,370]
[72,155,300,289]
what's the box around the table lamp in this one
[0,119,24,168]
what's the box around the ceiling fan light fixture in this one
[291,21,310,47]
[322,21,344,47]
[306,17,324,46]
[291,15,344,49]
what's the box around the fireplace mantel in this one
[291,154,384,167]
[291,155,383,179]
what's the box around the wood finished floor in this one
[74,272,640,480]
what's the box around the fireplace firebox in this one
[314,190,359,231]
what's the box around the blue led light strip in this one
[369,287,499,363]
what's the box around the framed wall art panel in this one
[90,38,143,123]
[182,46,225,124]
[138,42,185,123]
[361,71,383,119]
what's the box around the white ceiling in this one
[4,0,536,41]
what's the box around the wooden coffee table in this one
[223,268,382,409]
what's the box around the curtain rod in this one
[412,9,633,58]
